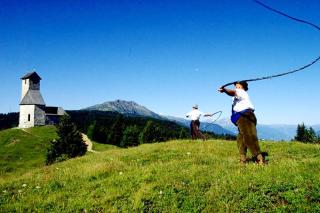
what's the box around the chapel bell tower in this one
[19,72,46,128]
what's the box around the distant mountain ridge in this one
[83,100,162,119]
[216,118,320,141]
[165,115,235,136]
[83,100,320,141]
[83,100,233,135]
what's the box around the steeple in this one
[20,72,42,100]
[19,71,46,128]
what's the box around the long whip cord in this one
[221,0,320,88]
[201,110,222,130]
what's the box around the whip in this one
[201,110,223,130]
[221,0,320,88]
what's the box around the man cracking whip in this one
[219,81,266,164]
[186,104,212,141]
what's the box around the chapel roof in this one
[20,90,46,105]
[21,72,42,80]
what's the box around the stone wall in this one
[34,105,46,126]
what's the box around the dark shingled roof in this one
[21,72,42,80]
[20,90,46,105]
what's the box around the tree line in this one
[67,110,235,147]
[0,112,19,130]
[295,123,319,144]
[2,112,319,144]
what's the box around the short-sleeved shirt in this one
[186,109,204,121]
[232,89,254,112]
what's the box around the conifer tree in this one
[179,128,189,139]
[120,125,140,147]
[295,123,318,143]
[46,115,87,165]
[86,121,96,140]
[139,120,163,143]
[295,123,306,142]
[107,115,125,145]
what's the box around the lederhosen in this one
[232,107,261,157]
[190,120,200,138]
[190,119,205,140]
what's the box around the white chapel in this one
[19,72,65,128]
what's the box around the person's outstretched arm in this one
[218,87,236,97]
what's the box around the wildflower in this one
[119,172,123,175]
[22,184,27,187]
[159,190,163,195]
[186,152,191,155]
[36,186,41,189]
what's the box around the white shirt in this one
[232,88,254,112]
[186,109,203,121]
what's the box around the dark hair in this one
[234,81,248,91]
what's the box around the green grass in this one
[0,136,319,212]
[92,141,119,152]
[0,126,57,177]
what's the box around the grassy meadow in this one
[0,126,320,212]
[0,126,57,177]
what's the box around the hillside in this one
[0,126,57,176]
[1,138,319,212]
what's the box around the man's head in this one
[234,81,248,91]
[192,104,198,109]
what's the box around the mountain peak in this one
[83,100,162,119]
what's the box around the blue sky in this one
[0,0,319,125]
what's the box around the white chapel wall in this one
[21,79,30,100]
[19,105,35,128]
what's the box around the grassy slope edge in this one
[1,139,319,212]
[0,126,57,176]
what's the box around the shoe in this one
[240,155,247,164]
[256,154,265,165]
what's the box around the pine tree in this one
[295,123,317,143]
[46,115,87,165]
[179,128,189,139]
[139,120,163,144]
[108,115,126,145]
[120,125,140,147]
[306,127,317,143]
[295,123,306,142]
[86,121,96,140]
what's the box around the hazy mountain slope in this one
[216,118,300,141]
[165,116,235,135]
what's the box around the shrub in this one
[46,115,87,165]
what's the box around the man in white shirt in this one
[186,104,212,141]
[219,81,265,164]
